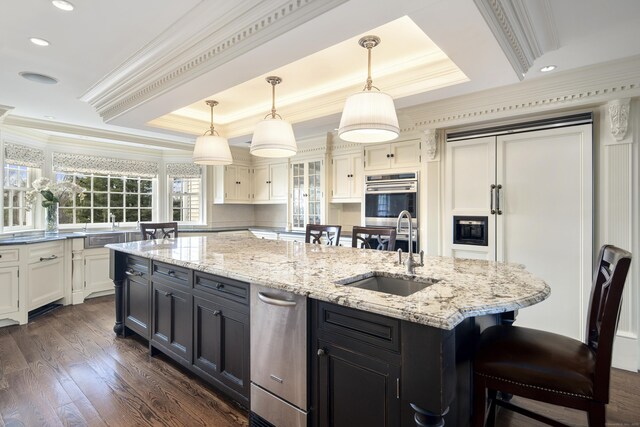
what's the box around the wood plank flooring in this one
[0,295,638,426]
[0,296,247,427]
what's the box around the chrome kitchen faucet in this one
[396,210,424,274]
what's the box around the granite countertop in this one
[106,235,549,330]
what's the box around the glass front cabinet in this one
[291,158,324,230]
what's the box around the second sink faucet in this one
[396,210,423,274]
[110,213,118,230]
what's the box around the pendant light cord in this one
[271,82,277,118]
[205,100,219,136]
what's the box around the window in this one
[3,163,36,229]
[56,173,153,224]
[170,177,200,222]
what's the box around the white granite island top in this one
[107,235,549,330]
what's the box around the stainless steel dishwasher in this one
[250,284,308,427]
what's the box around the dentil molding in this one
[473,0,551,78]
[608,99,631,142]
[404,55,640,131]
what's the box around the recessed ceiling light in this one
[52,0,74,11]
[30,37,50,47]
[540,65,557,73]
[19,72,58,84]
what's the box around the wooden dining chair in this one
[473,244,632,427]
[140,222,179,240]
[305,224,342,246]
[351,226,397,251]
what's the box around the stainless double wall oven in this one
[364,171,419,251]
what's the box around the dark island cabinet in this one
[312,301,402,427]
[316,340,401,427]
[123,255,150,338]
[193,289,250,405]
[111,254,251,406]
[150,281,193,366]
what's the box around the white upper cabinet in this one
[253,162,287,204]
[331,151,363,203]
[363,139,421,171]
[214,164,252,204]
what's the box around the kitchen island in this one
[108,235,548,427]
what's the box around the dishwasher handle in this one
[257,292,297,307]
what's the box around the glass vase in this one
[45,203,59,234]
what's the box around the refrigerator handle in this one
[490,184,496,215]
[496,184,503,215]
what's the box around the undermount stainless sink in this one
[336,272,439,297]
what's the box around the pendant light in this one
[193,100,233,165]
[338,35,399,143]
[250,76,297,158]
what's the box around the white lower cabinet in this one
[27,241,65,311]
[84,249,113,297]
[0,266,19,316]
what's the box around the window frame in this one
[168,175,203,224]
[55,172,155,227]
[2,163,39,231]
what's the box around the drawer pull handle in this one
[258,292,296,307]
[167,270,176,276]
[215,283,224,290]
[125,269,143,277]
[39,255,58,262]
[213,310,221,316]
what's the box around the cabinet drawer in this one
[151,261,190,287]
[126,255,149,281]
[0,248,19,264]
[316,301,400,352]
[194,272,249,306]
[27,241,64,264]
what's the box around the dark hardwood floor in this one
[0,295,638,426]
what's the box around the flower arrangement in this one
[25,177,86,210]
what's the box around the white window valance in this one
[52,153,158,178]
[166,162,202,178]
[4,143,45,168]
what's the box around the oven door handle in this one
[257,292,297,307]
[367,186,415,192]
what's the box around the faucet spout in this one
[396,210,418,274]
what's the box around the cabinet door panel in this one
[350,152,364,199]
[390,140,420,169]
[253,166,270,202]
[236,167,251,201]
[0,266,19,316]
[269,163,288,201]
[124,278,150,338]
[84,251,112,294]
[220,306,249,392]
[27,257,64,310]
[364,145,391,170]
[194,296,222,374]
[317,341,400,427]
[152,282,192,363]
[331,155,351,200]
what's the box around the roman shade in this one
[4,143,45,168]
[52,153,158,178]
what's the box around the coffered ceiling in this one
[1,0,640,150]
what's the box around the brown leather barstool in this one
[140,222,179,240]
[473,244,632,427]
[305,224,342,246]
[351,226,397,251]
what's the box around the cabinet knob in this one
[390,153,394,158]
[213,310,221,316]
[386,154,390,158]
[317,348,327,356]
[162,291,172,297]
[216,283,224,290]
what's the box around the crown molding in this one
[2,116,193,151]
[403,55,640,131]
[0,105,14,123]
[82,0,348,122]
[473,0,550,78]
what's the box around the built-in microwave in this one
[453,216,488,246]
[364,172,418,228]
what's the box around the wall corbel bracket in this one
[608,98,631,142]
